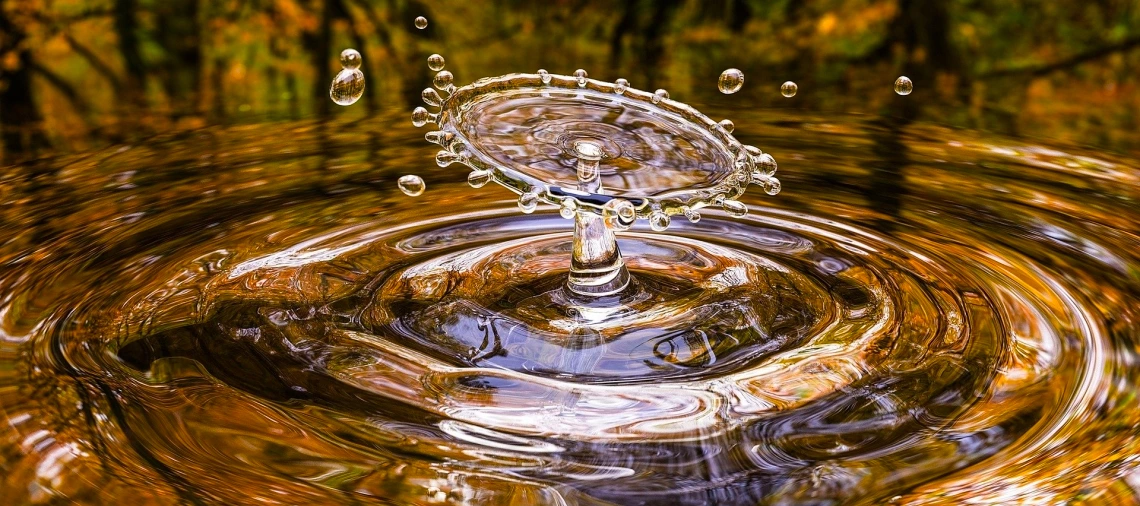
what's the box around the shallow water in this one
[2,108,1140,505]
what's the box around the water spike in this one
[435,150,461,167]
[425,131,444,145]
[722,199,748,217]
[755,153,777,177]
[518,192,539,214]
[734,151,754,172]
[764,177,782,196]
[422,88,442,107]
[411,107,433,128]
[434,71,455,92]
[468,169,493,188]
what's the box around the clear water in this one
[1,109,1139,505]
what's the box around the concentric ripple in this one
[1,115,1139,505]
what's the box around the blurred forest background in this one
[0,0,1138,162]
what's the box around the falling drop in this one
[652,89,669,104]
[427,54,445,71]
[722,199,748,217]
[518,192,539,214]
[422,88,442,107]
[574,69,588,87]
[614,78,629,95]
[718,68,744,94]
[718,119,735,133]
[340,49,361,70]
[538,69,551,84]
[330,68,365,106]
[781,81,797,98]
[398,175,425,196]
[560,198,579,219]
[649,211,670,231]
[411,107,432,127]
[468,170,492,188]
[433,70,454,91]
[895,76,913,95]
[765,177,782,195]
[414,16,428,29]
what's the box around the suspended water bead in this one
[398,175,425,196]
[649,211,670,231]
[722,199,748,217]
[574,69,588,87]
[781,81,798,98]
[411,107,432,127]
[427,54,445,71]
[764,177,782,195]
[433,70,454,91]
[560,198,579,219]
[329,68,365,106]
[414,16,428,29]
[340,48,362,70]
[652,89,669,104]
[894,76,913,95]
[614,78,629,95]
[537,69,551,84]
[718,68,744,94]
[718,119,735,133]
[468,169,493,188]
[518,192,539,214]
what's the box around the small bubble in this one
[649,211,670,231]
[764,177,782,195]
[574,69,588,87]
[411,107,431,127]
[652,89,669,104]
[559,198,578,219]
[414,16,428,29]
[894,76,913,95]
[422,87,442,106]
[330,68,365,106]
[339,48,361,70]
[718,68,744,94]
[468,170,492,188]
[718,119,734,133]
[722,199,748,217]
[537,69,551,84]
[433,70,454,91]
[614,78,629,95]
[398,175,425,196]
[427,54,445,71]
[518,192,539,214]
[781,81,797,98]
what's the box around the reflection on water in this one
[2,110,1140,505]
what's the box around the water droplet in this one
[411,107,432,127]
[683,207,701,223]
[652,89,669,104]
[340,48,361,70]
[422,88,442,107]
[537,69,551,84]
[894,76,913,95]
[614,78,629,95]
[718,68,744,94]
[718,119,734,133]
[414,16,428,29]
[427,54,445,71]
[330,68,365,106]
[518,192,539,214]
[764,177,782,195]
[649,211,670,231]
[425,131,449,145]
[468,170,492,188]
[559,198,578,219]
[398,175,425,196]
[781,81,797,98]
[603,199,635,231]
[574,69,588,87]
[755,153,777,177]
[722,199,748,217]
[433,70,454,91]
[435,151,461,166]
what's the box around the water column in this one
[566,141,631,296]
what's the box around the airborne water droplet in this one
[340,48,361,70]
[574,69,588,87]
[894,76,913,95]
[652,89,669,104]
[614,78,629,95]
[433,70,454,91]
[781,81,798,98]
[398,175,425,196]
[718,68,744,94]
[330,68,365,106]
[414,16,428,29]
[518,192,539,214]
[427,54,445,71]
[537,69,551,84]
[468,170,492,188]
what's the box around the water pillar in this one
[566,141,631,296]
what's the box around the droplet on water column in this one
[649,211,670,231]
[468,170,493,188]
[340,49,361,70]
[330,68,365,106]
[781,81,797,98]
[518,192,539,214]
[722,199,748,217]
[538,69,551,84]
[427,54,445,71]
[560,198,579,219]
[718,119,734,133]
[614,78,629,95]
[415,16,428,29]
[652,89,669,104]
[422,88,442,107]
[433,70,454,91]
[894,76,913,95]
[764,177,782,196]
[398,175,425,196]
[574,69,588,87]
[718,68,744,94]
[411,107,431,127]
